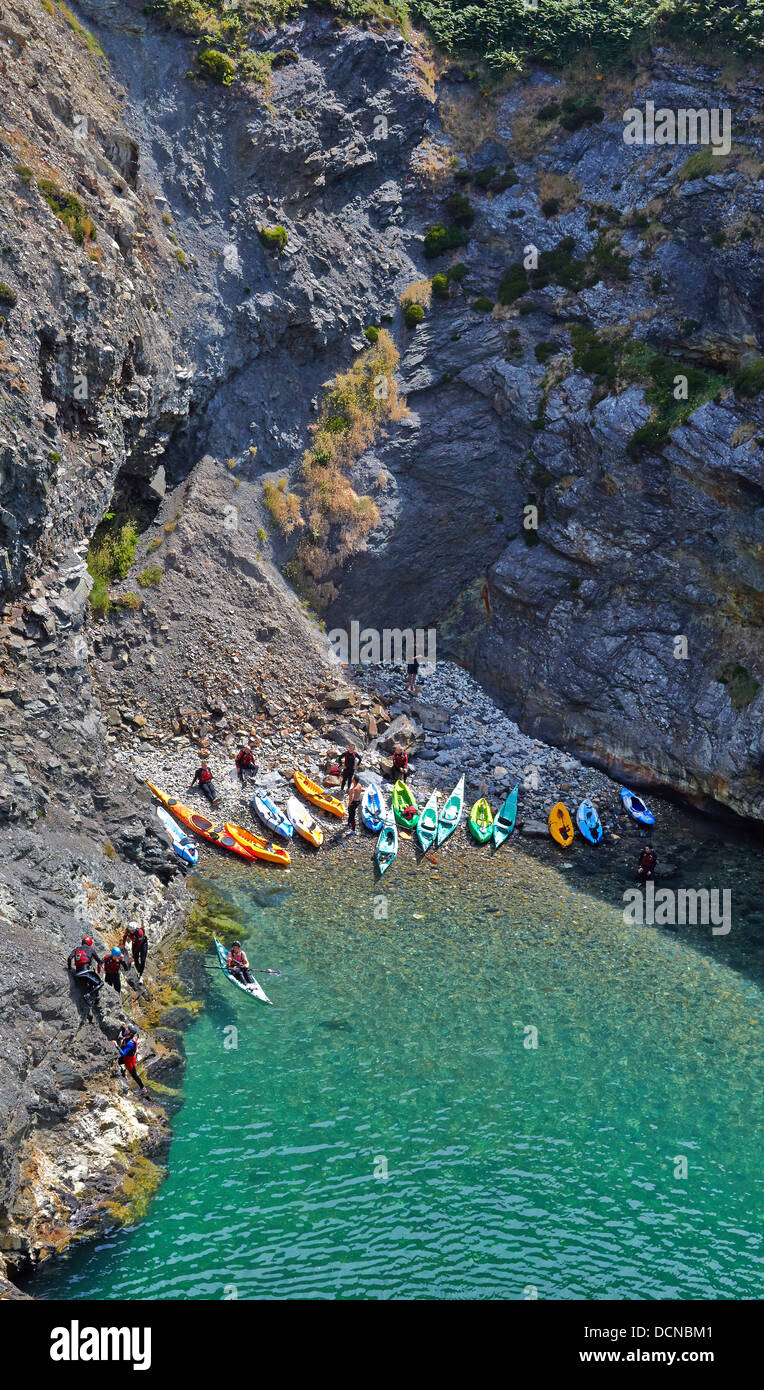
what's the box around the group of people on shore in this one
[66,927,150,1092]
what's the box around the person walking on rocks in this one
[341,746,359,793]
[67,936,103,1020]
[235,745,258,784]
[122,922,149,978]
[104,946,129,994]
[347,775,363,835]
[115,1024,147,1095]
[191,759,219,805]
[406,655,419,696]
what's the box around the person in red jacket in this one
[191,760,219,805]
[67,937,103,1020]
[392,746,408,776]
[104,946,129,993]
[235,746,258,784]
[115,1024,147,1094]
[122,922,149,978]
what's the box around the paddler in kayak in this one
[122,921,149,978]
[637,843,657,882]
[67,936,103,1020]
[235,745,258,784]
[226,941,255,986]
[104,945,129,993]
[347,775,363,834]
[191,759,219,805]
[115,1024,147,1094]
[340,745,359,793]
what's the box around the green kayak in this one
[493,785,518,847]
[392,779,419,829]
[468,797,493,844]
[416,790,439,852]
[436,774,464,845]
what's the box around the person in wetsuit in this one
[637,844,657,882]
[235,746,258,784]
[104,946,129,993]
[191,760,218,804]
[341,746,358,793]
[347,775,363,834]
[226,941,254,986]
[116,1024,147,1094]
[67,937,103,1020]
[122,922,149,978]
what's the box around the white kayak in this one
[156,806,198,866]
[361,782,386,832]
[253,791,293,841]
[213,936,271,1005]
[286,794,323,847]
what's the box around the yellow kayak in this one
[548,802,574,847]
[293,769,345,818]
[223,822,291,866]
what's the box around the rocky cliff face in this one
[0,0,762,1293]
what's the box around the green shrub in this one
[535,102,561,122]
[717,662,760,709]
[559,99,604,132]
[0,282,17,306]
[446,262,468,282]
[271,48,300,68]
[591,232,630,281]
[678,149,715,182]
[470,296,494,312]
[89,576,111,617]
[535,239,589,292]
[364,325,380,343]
[541,197,560,218]
[492,169,519,191]
[37,179,96,245]
[137,565,163,588]
[14,164,33,185]
[404,302,425,328]
[498,261,528,305]
[431,273,450,298]
[474,165,498,187]
[258,224,288,252]
[733,358,764,398]
[445,192,475,228]
[534,342,557,364]
[198,49,236,85]
[423,223,469,258]
[627,420,672,456]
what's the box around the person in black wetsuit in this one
[122,922,149,978]
[191,760,218,804]
[67,937,103,1020]
[341,746,359,793]
[226,942,254,986]
[637,844,657,882]
[406,655,419,696]
[103,946,129,993]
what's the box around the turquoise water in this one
[35,835,763,1300]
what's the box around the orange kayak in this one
[293,768,345,818]
[145,781,257,863]
[224,822,291,866]
[548,802,575,847]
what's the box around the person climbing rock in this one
[406,655,419,696]
[103,946,129,993]
[67,937,103,1020]
[122,921,149,978]
[392,746,408,776]
[347,775,363,834]
[235,745,258,784]
[191,760,219,805]
[226,941,254,986]
[637,844,657,882]
[341,746,359,793]
[115,1024,147,1094]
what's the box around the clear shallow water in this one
[36,836,763,1300]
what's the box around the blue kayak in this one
[361,782,386,832]
[156,806,199,866]
[252,791,293,841]
[576,799,603,844]
[493,785,518,848]
[620,786,655,825]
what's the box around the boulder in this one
[411,700,451,733]
[520,820,549,837]
[380,714,422,752]
[325,687,356,711]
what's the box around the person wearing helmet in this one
[67,936,103,1020]
[121,921,149,978]
[226,940,254,986]
[103,945,129,993]
[115,1023,147,1094]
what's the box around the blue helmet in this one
[111,947,121,957]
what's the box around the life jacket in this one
[402,804,415,820]
[640,851,656,870]
[129,926,146,943]
[73,946,91,969]
[343,750,355,768]
[104,954,122,975]
[199,766,212,783]
[230,949,245,966]
[236,749,255,769]
[393,751,407,770]
[120,1037,137,1063]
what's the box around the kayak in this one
[392,780,419,829]
[156,805,198,866]
[293,769,345,818]
[224,822,291,865]
[548,802,574,847]
[576,798,603,844]
[436,774,464,845]
[493,785,518,847]
[468,798,493,844]
[285,795,323,847]
[416,789,439,852]
[376,813,398,875]
[145,782,259,863]
[620,786,655,826]
[253,791,293,841]
[213,936,271,1005]
[361,782,386,832]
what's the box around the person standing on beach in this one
[406,655,419,695]
[341,746,358,792]
[347,776,363,834]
